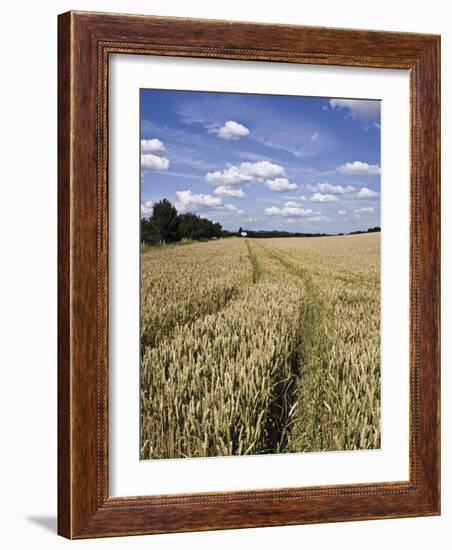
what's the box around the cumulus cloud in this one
[216,120,250,140]
[175,190,222,213]
[214,186,245,197]
[244,161,286,179]
[175,190,240,215]
[265,201,318,217]
[354,207,375,213]
[308,215,330,222]
[338,161,381,176]
[206,166,253,185]
[356,187,379,199]
[140,138,170,171]
[141,154,170,171]
[141,138,166,155]
[329,99,380,121]
[316,182,355,194]
[311,192,338,203]
[265,178,298,192]
[338,210,347,215]
[206,161,285,185]
[141,200,154,217]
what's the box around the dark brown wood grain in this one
[58,10,440,539]
[57,10,72,539]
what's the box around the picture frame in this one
[58,10,440,539]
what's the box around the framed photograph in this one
[58,11,440,538]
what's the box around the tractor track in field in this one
[245,238,262,283]
[254,240,324,376]
[249,240,325,450]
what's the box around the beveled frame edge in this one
[57,10,440,539]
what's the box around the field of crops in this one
[140,234,381,459]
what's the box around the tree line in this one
[236,227,381,239]
[141,198,381,246]
[141,198,224,245]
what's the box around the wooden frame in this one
[58,10,440,539]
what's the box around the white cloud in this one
[338,210,347,215]
[141,138,166,155]
[224,204,239,212]
[141,200,154,217]
[265,201,318,218]
[216,120,250,140]
[175,190,223,213]
[206,161,285,185]
[206,166,253,185]
[175,190,239,215]
[141,138,170,171]
[311,192,338,203]
[316,182,355,194]
[354,207,375,213]
[214,186,245,198]
[141,154,170,171]
[308,215,329,222]
[311,131,319,142]
[338,161,381,176]
[265,178,298,192]
[356,187,379,199]
[329,99,380,121]
[265,207,283,216]
[240,161,285,179]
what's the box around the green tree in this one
[212,222,222,238]
[152,199,179,243]
[178,213,223,241]
[141,217,161,245]
[178,213,204,240]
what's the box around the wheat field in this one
[140,234,380,459]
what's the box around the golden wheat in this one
[140,234,380,459]
[140,239,250,349]
[259,234,381,452]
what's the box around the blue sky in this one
[140,89,381,233]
